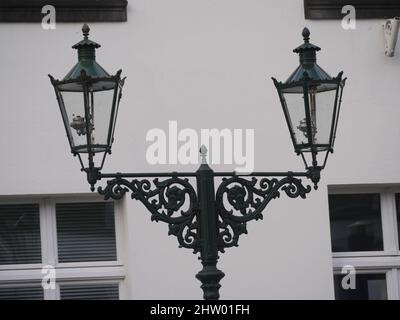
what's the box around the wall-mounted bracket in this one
[383,17,400,57]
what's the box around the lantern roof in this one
[285,27,332,84]
[63,24,111,82]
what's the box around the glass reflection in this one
[329,194,383,252]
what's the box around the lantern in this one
[49,24,125,184]
[273,27,346,172]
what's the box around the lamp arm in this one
[214,173,312,252]
[97,174,201,253]
[94,168,317,253]
[93,167,318,300]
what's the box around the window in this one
[0,197,124,300]
[60,283,119,300]
[56,202,117,263]
[334,273,387,300]
[0,285,44,300]
[0,0,128,22]
[329,193,383,252]
[0,204,41,265]
[328,186,400,300]
[395,194,400,248]
[304,0,400,19]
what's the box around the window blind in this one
[60,283,119,300]
[0,204,41,265]
[56,202,117,263]
[0,286,44,300]
[0,0,128,22]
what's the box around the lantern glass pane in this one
[109,85,123,146]
[59,90,87,151]
[311,86,338,147]
[282,91,307,146]
[89,87,116,149]
[331,84,344,148]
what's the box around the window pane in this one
[0,286,44,300]
[328,194,383,252]
[334,274,387,300]
[395,194,400,248]
[0,204,41,264]
[60,283,119,300]
[56,202,117,263]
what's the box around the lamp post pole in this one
[195,147,224,300]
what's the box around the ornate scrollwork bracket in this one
[98,175,200,253]
[215,175,311,252]
[93,147,315,300]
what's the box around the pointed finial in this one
[302,27,310,43]
[82,24,90,38]
[199,145,208,164]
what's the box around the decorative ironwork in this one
[98,175,200,252]
[51,25,345,300]
[95,167,313,300]
[215,175,311,252]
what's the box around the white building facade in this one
[0,0,400,300]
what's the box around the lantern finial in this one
[82,24,90,39]
[199,145,208,164]
[302,27,310,43]
[293,27,320,54]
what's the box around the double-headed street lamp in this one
[49,25,346,300]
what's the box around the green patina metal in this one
[285,27,333,86]
[63,24,110,81]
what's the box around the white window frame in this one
[329,184,400,300]
[0,194,126,300]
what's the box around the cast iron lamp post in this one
[49,25,346,300]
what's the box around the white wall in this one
[1,0,399,299]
